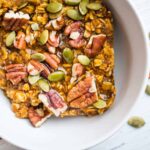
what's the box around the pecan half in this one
[5,64,27,85]
[5,64,26,72]
[27,60,43,75]
[69,34,87,49]
[10,76,23,85]
[72,63,84,77]
[70,92,97,108]
[44,52,60,70]
[14,31,27,49]
[46,31,60,53]
[6,72,27,79]
[28,107,51,127]
[39,89,68,117]
[67,76,98,108]
[70,63,84,83]
[84,34,106,58]
[45,16,65,31]
[40,63,51,78]
[67,76,93,102]
[3,11,30,31]
[64,22,82,36]
[27,60,51,77]
[64,22,87,49]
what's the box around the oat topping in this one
[0,0,116,127]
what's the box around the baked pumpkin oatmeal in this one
[0,0,116,127]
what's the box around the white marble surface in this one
[0,0,150,150]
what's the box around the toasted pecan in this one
[84,34,106,58]
[28,107,51,127]
[72,63,84,77]
[64,21,87,49]
[39,89,67,117]
[14,31,26,49]
[44,52,60,69]
[45,16,65,31]
[67,76,98,108]
[5,64,27,85]
[3,11,29,31]
[70,92,97,108]
[67,76,93,102]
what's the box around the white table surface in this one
[0,0,150,150]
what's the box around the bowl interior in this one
[0,0,148,150]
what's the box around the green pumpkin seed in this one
[48,71,65,82]
[77,55,90,66]
[128,116,145,128]
[87,2,102,10]
[63,48,74,64]
[31,23,39,31]
[6,31,16,47]
[31,53,46,62]
[67,9,83,20]
[38,79,50,92]
[39,30,49,45]
[64,0,81,5]
[47,2,63,13]
[93,100,106,109]
[18,2,28,9]
[145,85,150,95]
[79,0,89,15]
[28,75,41,85]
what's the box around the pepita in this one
[31,53,46,62]
[79,0,89,15]
[48,71,65,82]
[18,2,28,9]
[64,0,81,6]
[28,75,41,85]
[77,55,90,66]
[39,30,49,45]
[38,79,50,92]
[87,2,102,11]
[63,48,74,64]
[93,100,106,109]
[145,85,150,95]
[67,9,83,20]
[31,23,39,31]
[6,31,16,47]
[47,2,63,13]
[128,116,145,128]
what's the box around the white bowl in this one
[0,0,149,150]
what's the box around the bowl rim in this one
[0,1,149,150]
[86,1,150,149]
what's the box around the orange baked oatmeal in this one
[0,0,116,127]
